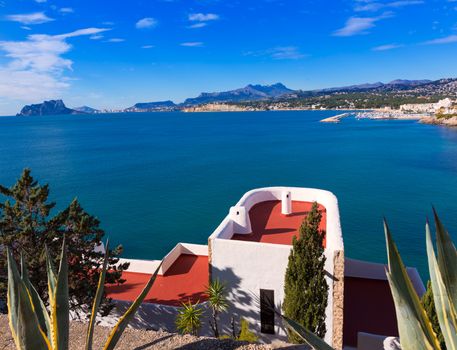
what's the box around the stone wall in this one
[332,250,345,350]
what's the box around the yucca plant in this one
[277,210,456,350]
[7,238,161,350]
[175,300,203,336]
[206,278,228,338]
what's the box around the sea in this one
[1,110,457,279]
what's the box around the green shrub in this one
[237,318,258,343]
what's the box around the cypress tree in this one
[0,169,128,316]
[282,201,328,343]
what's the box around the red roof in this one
[231,200,327,246]
[106,254,208,306]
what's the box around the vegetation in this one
[280,210,457,350]
[6,238,161,350]
[175,300,204,336]
[237,318,258,343]
[422,281,446,349]
[0,169,128,316]
[436,113,457,119]
[282,202,328,343]
[206,278,228,338]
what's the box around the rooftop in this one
[231,200,326,246]
[106,254,209,306]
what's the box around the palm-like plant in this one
[175,300,203,336]
[279,210,457,350]
[7,239,161,350]
[206,279,228,338]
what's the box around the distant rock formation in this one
[124,101,178,112]
[182,83,295,106]
[73,106,100,114]
[17,100,79,116]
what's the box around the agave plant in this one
[278,210,456,350]
[175,300,203,336]
[7,238,161,350]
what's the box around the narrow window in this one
[260,289,275,334]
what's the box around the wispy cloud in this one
[245,46,306,60]
[354,0,424,12]
[423,34,457,44]
[372,43,404,51]
[141,45,155,49]
[180,42,203,47]
[106,38,125,43]
[59,8,74,14]
[333,12,393,36]
[0,28,109,102]
[6,12,54,25]
[136,17,158,29]
[188,13,219,29]
[188,13,219,22]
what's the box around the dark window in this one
[260,289,275,334]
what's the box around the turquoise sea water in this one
[1,110,457,278]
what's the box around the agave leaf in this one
[433,209,457,309]
[45,245,57,302]
[426,222,457,350]
[280,314,335,350]
[21,254,52,342]
[7,248,21,349]
[7,248,50,350]
[384,220,440,350]
[102,263,161,350]
[51,238,70,350]
[86,240,110,350]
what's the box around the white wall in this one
[209,187,344,344]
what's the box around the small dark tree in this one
[282,201,328,343]
[421,280,446,350]
[0,169,128,316]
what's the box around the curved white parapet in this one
[229,206,252,234]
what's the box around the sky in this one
[0,0,457,115]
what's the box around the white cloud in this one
[0,28,109,102]
[6,12,54,25]
[59,8,74,14]
[333,12,392,36]
[188,22,207,29]
[106,38,125,42]
[372,43,403,51]
[141,45,155,49]
[35,0,47,3]
[354,0,423,12]
[270,46,306,60]
[180,42,203,47]
[423,35,457,44]
[136,17,158,29]
[90,35,104,40]
[188,13,219,22]
[245,46,306,60]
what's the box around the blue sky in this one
[0,0,456,114]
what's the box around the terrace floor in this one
[106,254,208,306]
[231,200,326,246]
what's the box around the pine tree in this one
[0,169,128,316]
[282,201,328,343]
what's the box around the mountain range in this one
[15,78,457,116]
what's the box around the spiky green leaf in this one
[86,240,110,350]
[385,220,440,350]
[433,209,457,310]
[280,315,335,350]
[426,222,457,350]
[53,238,70,350]
[21,254,52,342]
[102,263,161,350]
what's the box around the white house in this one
[102,186,425,350]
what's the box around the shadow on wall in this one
[211,265,288,341]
